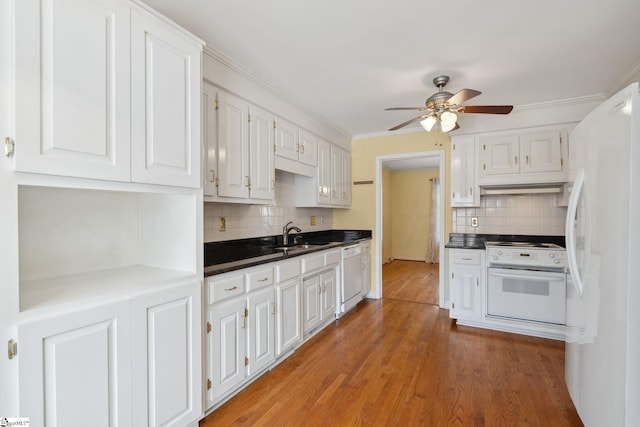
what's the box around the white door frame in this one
[373,150,445,307]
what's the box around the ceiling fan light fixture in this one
[440,111,457,132]
[420,115,436,131]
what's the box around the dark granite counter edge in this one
[204,229,372,277]
[445,233,565,250]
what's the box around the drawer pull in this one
[258,277,269,282]
[224,286,238,291]
[461,257,472,261]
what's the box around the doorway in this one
[373,151,445,307]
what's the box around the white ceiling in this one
[144,0,640,137]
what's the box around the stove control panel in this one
[487,247,566,268]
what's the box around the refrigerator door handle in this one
[565,168,586,296]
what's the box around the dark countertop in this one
[445,233,565,250]
[204,229,372,276]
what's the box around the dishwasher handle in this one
[342,244,362,258]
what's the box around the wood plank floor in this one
[201,262,582,427]
[383,260,439,305]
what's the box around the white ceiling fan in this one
[385,75,514,132]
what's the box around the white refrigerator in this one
[564,82,640,426]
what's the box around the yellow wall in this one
[333,131,453,289]
[390,169,439,261]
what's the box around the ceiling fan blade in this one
[447,89,481,106]
[451,123,460,132]
[388,115,426,131]
[385,107,429,111]
[458,105,514,114]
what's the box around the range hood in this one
[479,183,565,196]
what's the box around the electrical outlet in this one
[219,217,226,231]
[310,215,316,226]
[471,217,478,227]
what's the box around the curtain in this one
[426,177,440,263]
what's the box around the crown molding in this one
[203,45,352,141]
[513,93,606,112]
[607,59,640,96]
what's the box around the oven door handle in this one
[565,168,585,296]
[489,270,564,281]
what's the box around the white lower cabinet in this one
[132,281,202,427]
[18,280,201,427]
[19,300,133,427]
[247,287,276,376]
[303,269,336,334]
[448,249,484,321]
[208,296,247,404]
[275,278,302,357]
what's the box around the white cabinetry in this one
[12,0,131,182]
[130,6,202,188]
[19,300,133,427]
[11,0,202,188]
[448,249,484,321]
[302,268,336,334]
[205,265,277,408]
[478,129,567,185]
[450,135,480,207]
[361,241,371,297]
[294,142,352,208]
[203,85,275,202]
[275,119,317,167]
[275,278,302,357]
[19,280,201,427]
[131,281,202,427]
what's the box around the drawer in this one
[276,259,301,282]
[452,251,482,265]
[208,274,245,304]
[246,266,274,291]
[324,249,341,266]
[360,241,371,251]
[302,253,325,274]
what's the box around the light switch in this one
[219,217,226,231]
[310,215,316,226]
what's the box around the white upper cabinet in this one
[450,135,479,207]
[249,105,277,200]
[478,129,567,185]
[331,145,351,206]
[274,119,318,174]
[130,6,202,188]
[298,129,319,167]
[12,0,131,182]
[317,139,332,205]
[274,118,299,162]
[10,0,202,187]
[203,85,275,202]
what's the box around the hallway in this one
[383,260,439,305]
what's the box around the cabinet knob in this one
[210,169,215,183]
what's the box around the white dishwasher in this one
[339,243,363,316]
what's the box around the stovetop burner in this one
[485,241,564,249]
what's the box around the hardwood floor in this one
[383,260,439,305]
[200,263,582,427]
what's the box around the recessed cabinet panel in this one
[18,300,132,427]
[522,132,563,173]
[450,136,479,207]
[480,135,520,176]
[131,8,201,188]
[217,91,250,198]
[249,106,276,200]
[13,0,131,181]
[275,118,299,162]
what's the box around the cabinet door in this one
[330,146,343,205]
[302,275,321,333]
[208,297,246,403]
[299,129,318,167]
[450,267,482,320]
[132,281,202,427]
[479,135,520,177]
[341,149,352,206]
[247,288,275,376]
[18,300,133,427]
[321,269,337,321]
[131,7,201,188]
[203,82,218,196]
[249,105,276,200]
[450,136,479,207]
[217,91,250,198]
[276,279,302,357]
[13,0,131,182]
[317,139,332,205]
[521,131,563,174]
[274,118,299,162]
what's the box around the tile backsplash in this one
[204,170,333,242]
[452,194,567,235]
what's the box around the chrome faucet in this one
[282,221,302,246]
